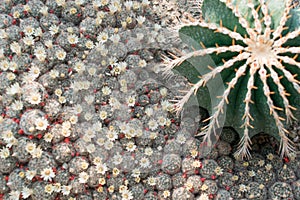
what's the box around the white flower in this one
[101,86,111,96]
[124,127,136,139]
[56,0,66,6]
[161,100,173,111]
[23,26,35,36]
[10,41,22,55]
[104,140,114,150]
[124,1,133,10]
[40,168,55,181]
[75,0,84,5]
[69,115,78,124]
[149,132,158,140]
[138,59,147,68]
[2,130,14,142]
[25,170,36,181]
[22,187,33,199]
[66,27,74,33]
[26,91,41,105]
[106,130,118,141]
[88,67,97,76]
[199,193,209,200]
[74,160,86,173]
[21,74,36,84]
[61,185,72,196]
[97,32,108,43]
[96,163,108,175]
[78,172,89,183]
[100,0,109,6]
[54,88,62,96]
[35,117,49,131]
[73,61,85,73]
[85,40,94,49]
[141,0,150,6]
[34,27,43,37]
[31,146,43,158]
[126,95,136,107]
[0,29,8,39]
[132,1,140,10]
[248,170,256,177]
[44,40,53,48]
[157,116,167,126]
[29,65,40,78]
[6,136,18,148]
[0,59,10,71]
[86,143,95,153]
[108,56,118,66]
[9,190,21,200]
[121,189,133,200]
[49,69,59,79]
[147,176,156,186]
[93,158,103,168]
[61,128,71,137]
[162,190,170,198]
[136,16,146,26]
[53,183,61,192]
[126,141,136,152]
[34,46,47,62]
[56,49,66,60]
[239,184,248,192]
[145,107,154,117]
[67,34,79,44]
[49,24,59,35]
[84,95,94,105]
[25,142,36,154]
[74,104,83,114]
[44,184,54,194]
[136,33,144,41]
[176,134,186,144]
[214,166,223,175]
[99,110,108,120]
[43,132,53,142]
[39,6,48,16]
[58,95,68,104]
[10,100,23,111]
[61,121,71,130]
[108,4,118,15]
[0,147,10,159]
[23,36,35,46]
[9,61,18,71]
[139,157,150,168]
[109,96,121,110]
[131,168,140,178]
[6,72,16,81]
[110,34,120,44]
[84,127,96,140]
[112,153,123,165]
[144,147,153,156]
[147,119,158,131]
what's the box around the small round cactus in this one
[163,0,300,159]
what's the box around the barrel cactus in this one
[163,0,300,159]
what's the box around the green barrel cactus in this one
[163,0,300,159]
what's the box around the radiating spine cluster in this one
[163,0,300,159]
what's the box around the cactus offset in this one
[163,0,300,159]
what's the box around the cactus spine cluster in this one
[163,0,300,159]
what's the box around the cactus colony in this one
[163,0,300,159]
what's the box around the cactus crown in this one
[163,0,300,159]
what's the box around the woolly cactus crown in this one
[163,0,300,159]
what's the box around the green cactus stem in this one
[163,0,300,159]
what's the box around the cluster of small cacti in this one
[163,0,300,159]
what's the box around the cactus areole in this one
[163,0,300,159]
